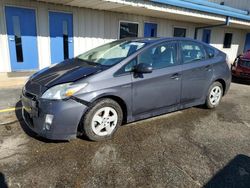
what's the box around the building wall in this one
[210,27,247,61]
[0,0,247,72]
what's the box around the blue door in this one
[5,7,39,71]
[202,29,211,44]
[144,23,157,37]
[244,33,250,52]
[49,12,73,64]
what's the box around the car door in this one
[131,41,182,116]
[180,41,213,105]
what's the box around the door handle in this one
[171,73,181,80]
[9,37,15,41]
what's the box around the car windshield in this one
[77,40,146,66]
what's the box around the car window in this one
[77,40,145,66]
[181,41,206,64]
[205,46,215,58]
[138,42,177,69]
[115,58,137,76]
[115,42,178,75]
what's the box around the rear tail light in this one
[233,57,238,67]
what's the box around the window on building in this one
[119,22,139,39]
[223,33,233,48]
[13,16,23,62]
[63,21,69,60]
[173,27,186,37]
[181,41,206,64]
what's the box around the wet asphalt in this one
[0,79,250,188]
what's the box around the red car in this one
[232,50,250,79]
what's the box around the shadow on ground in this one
[15,100,68,143]
[204,154,250,188]
[232,76,250,86]
[0,173,8,188]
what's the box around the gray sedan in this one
[21,38,231,141]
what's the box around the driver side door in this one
[131,41,182,118]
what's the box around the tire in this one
[205,82,223,109]
[81,98,123,141]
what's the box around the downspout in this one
[194,16,230,39]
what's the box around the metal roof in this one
[152,0,250,21]
[36,0,250,29]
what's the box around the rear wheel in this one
[205,82,223,109]
[81,99,123,141]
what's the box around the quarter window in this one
[119,22,138,39]
[223,33,233,48]
[205,46,215,58]
[181,42,206,64]
[138,42,177,69]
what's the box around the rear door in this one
[180,41,213,104]
[132,41,181,116]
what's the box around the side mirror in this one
[134,63,153,74]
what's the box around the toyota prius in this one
[21,38,231,141]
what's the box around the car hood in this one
[25,58,105,95]
[30,58,104,87]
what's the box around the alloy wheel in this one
[91,107,118,136]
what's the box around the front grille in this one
[23,109,34,128]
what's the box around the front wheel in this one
[205,82,223,109]
[81,99,123,141]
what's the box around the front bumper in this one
[21,95,88,140]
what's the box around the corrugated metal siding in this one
[208,0,250,11]
[0,0,247,72]
[211,27,247,62]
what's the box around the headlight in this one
[41,83,88,100]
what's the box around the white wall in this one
[0,0,11,72]
[0,0,247,72]
[210,27,247,63]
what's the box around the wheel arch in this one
[214,78,226,96]
[76,94,129,137]
[94,95,128,123]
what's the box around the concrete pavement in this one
[0,80,250,187]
